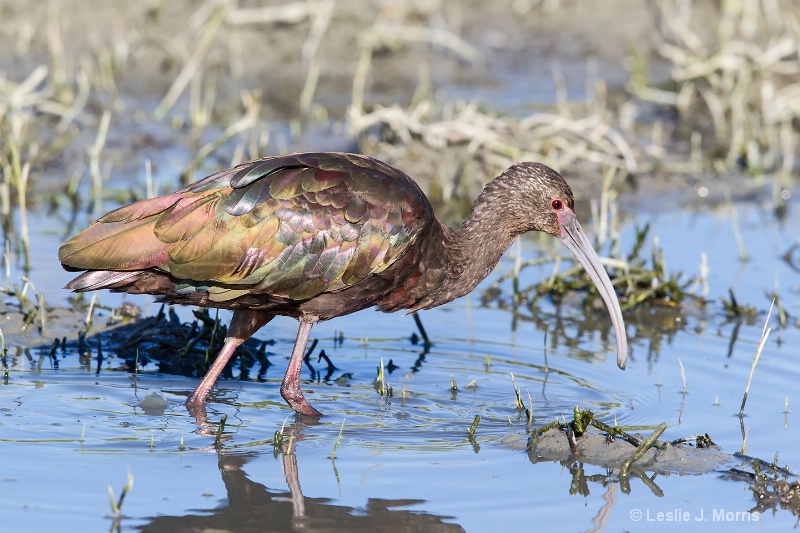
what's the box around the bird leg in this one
[186,309,274,408]
[281,320,322,417]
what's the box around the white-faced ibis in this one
[59,152,627,416]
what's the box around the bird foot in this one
[185,392,213,428]
[185,401,214,433]
[290,400,323,417]
[281,382,322,417]
[185,389,208,409]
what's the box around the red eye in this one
[551,199,563,210]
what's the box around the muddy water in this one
[1,189,799,532]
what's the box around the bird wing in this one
[59,152,433,301]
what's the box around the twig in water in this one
[740,299,774,417]
[726,189,749,262]
[303,338,318,360]
[329,418,345,460]
[85,293,98,331]
[108,467,134,517]
[215,414,227,448]
[317,350,336,371]
[286,434,295,455]
[95,335,103,376]
[741,426,749,455]
[589,418,640,447]
[542,332,548,373]
[699,252,709,297]
[510,373,523,410]
[273,429,285,453]
[132,350,139,392]
[620,422,667,477]
[785,397,789,428]
[376,357,386,396]
[412,312,431,348]
[37,292,46,333]
[566,426,580,455]
[467,414,480,441]
[527,390,534,426]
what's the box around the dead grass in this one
[632,0,800,174]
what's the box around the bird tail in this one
[64,270,142,292]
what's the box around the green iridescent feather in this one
[58,152,432,302]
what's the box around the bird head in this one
[496,162,628,370]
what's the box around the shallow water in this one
[2,192,799,532]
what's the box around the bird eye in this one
[551,199,563,210]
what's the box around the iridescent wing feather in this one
[59,153,432,302]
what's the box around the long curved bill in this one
[556,208,627,369]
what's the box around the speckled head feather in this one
[472,162,575,238]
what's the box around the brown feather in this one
[60,152,433,309]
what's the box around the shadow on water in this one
[120,414,798,533]
[135,451,464,533]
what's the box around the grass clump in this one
[486,224,702,315]
[632,0,800,174]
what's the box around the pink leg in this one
[186,309,273,408]
[281,320,322,416]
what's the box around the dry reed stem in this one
[88,110,111,218]
[360,24,478,65]
[155,2,227,120]
[637,0,800,172]
[226,1,318,26]
[739,299,775,417]
[350,96,643,178]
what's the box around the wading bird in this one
[59,152,627,416]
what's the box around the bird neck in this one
[414,199,519,310]
[453,203,520,292]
